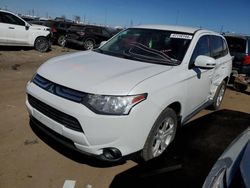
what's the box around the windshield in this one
[97,28,193,65]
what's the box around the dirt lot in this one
[0,46,249,188]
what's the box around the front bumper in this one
[29,116,123,162]
[26,81,158,161]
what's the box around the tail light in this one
[51,27,57,33]
[243,55,250,65]
[76,31,85,36]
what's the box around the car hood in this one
[30,24,50,31]
[37,51,173,95]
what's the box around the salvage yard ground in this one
[0,46,250,188]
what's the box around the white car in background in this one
[26,25,232,161]
[0,10,51,52]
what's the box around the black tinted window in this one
[225,36,247,54]
[68,25,85,31]
[190,35,210,64]
[210,35,225,59]
[102,29,110,37]
[92,27,102,34]
[0,12,25,26]
[85,27,93,33]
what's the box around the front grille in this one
[30,117,77,150]
[32,74,86,103]
[28,94,83,132]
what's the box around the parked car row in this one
[28,17,120,49]
[65,25,119,50]
[29,19,73,46]
[0,10,120,52]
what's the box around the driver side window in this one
[1,12,25,26]
[190,35,211,67]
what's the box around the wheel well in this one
[84,38,95,43]
[224,76,229,83]
[168,102,181,117]
[34,36,46,45]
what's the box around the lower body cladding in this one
[26,82,158,162]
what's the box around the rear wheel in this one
[234,82,248,92]
[83,39,95,50]
[141,108,178,161]
[57,35,66,47]
[34,37,49,52]
[209,81,226,110]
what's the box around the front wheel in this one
[210,81,226,110]
[141,108,178,161]
[34,37,49,52]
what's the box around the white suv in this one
[26,25,232,161]
[0,10,51,52]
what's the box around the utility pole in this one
[104,9,107,26]
[130,19,133,27]
[220,25,224,33]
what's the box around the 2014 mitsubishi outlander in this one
[26,25,232,161]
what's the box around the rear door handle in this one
[8,27,15,29]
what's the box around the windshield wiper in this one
[93,48,103,53]
[127,42,180,65]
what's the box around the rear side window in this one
[210,35,226,59]
[225,36,246,54]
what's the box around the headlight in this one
[85,93,147,115]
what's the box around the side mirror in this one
[100,41,107,47]
[25,23,30,30]
[194,55,216,69]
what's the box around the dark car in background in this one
[65,25,118,50]
[29,19,74,46]
[224,34,250,91]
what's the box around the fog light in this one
[102,147,122,161]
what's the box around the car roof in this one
[223,33,250,40]
[0,10,17,15]
[132,24,212,34]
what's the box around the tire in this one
[34,37,49,52]
[141,108,178,161]
[234,82,248,92]
[83,39,95,50]
[209,81,226,110]
[57,35,66,47]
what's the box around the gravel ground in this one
[0,46,249,188]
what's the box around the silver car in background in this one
[203,127,250,188]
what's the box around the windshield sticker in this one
[170,34,193,40]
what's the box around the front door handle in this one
[8,27,15,29]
